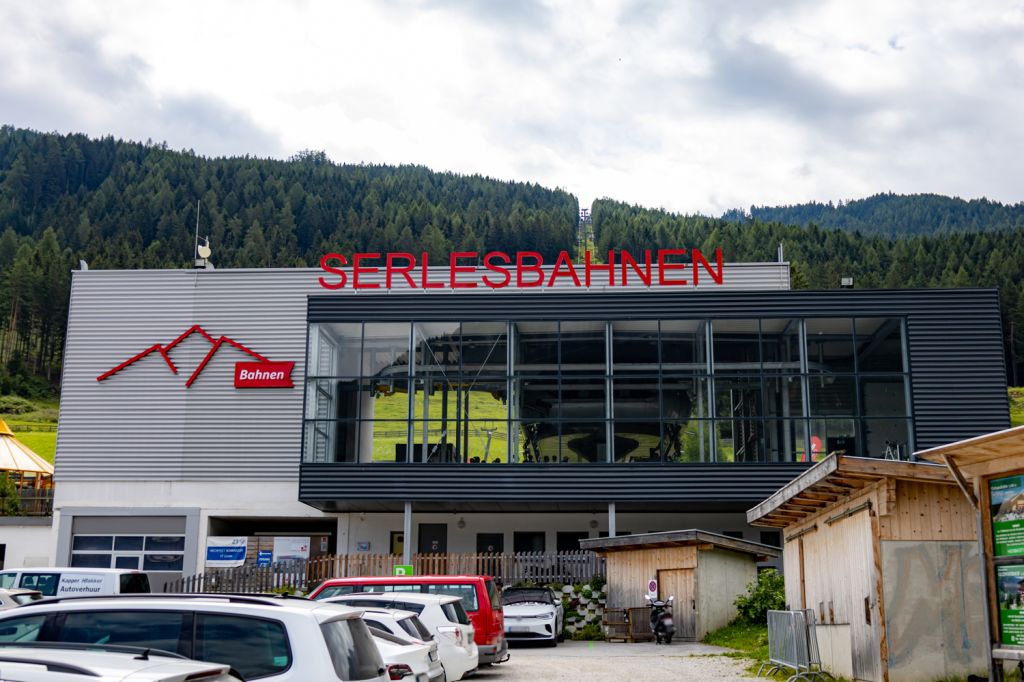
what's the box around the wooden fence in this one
[164,550,604,594]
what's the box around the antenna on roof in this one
[193,199,203,268]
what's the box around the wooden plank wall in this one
[605,546,697,610]
[878,480,976,541]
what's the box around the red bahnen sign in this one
[318,248,724,290]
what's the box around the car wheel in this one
[546,635,559,647]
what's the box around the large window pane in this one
[613,378,659,419]
[72,536,113,551]
[662,377,709,420]
[515,322,558,374]
[663,419,713,462]
[71,554,112,568]
[408,421,457,463]
[517,422,559,463]
[415,322,461,375]
[761,319,801,372]
[461,322,508,376]
[764,419,807,463]
[712,320,760,374]
[714,376,764,419]
[763,374,804,419]
[561,378,607,419]
[560,423,606,463]
[613,421,661,463]
[308,322,361,377]
[462,381,508,421]
[856,318,905,372]
[612,321,659,374]
[369,421,407,462]
[860,376,909,417]
[806,318,855,373]
[809,418,857,460]
[560,321,606,375]
[518,378,559,419]
[716,420,765,462]
[362,378,409,421]
[809,375,858,417]
[661,320,706,374]
[363,323,410,378]
[464,421,509,464]
[861,419,911,458]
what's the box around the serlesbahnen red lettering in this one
[317,249,724,290]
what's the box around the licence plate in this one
[509,625,531,632]
[663,618,674,626]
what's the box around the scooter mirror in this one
[669,595,675,602]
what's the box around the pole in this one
[608,502,616,538]
[193,199,201,264]
[403,502,413,566]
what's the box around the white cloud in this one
[2,0,1023,214]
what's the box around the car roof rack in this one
[21,592,293,608]
[0,640,187,659]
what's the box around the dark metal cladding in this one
[302,288,1009,510]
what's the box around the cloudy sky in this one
[2,0,1022,214]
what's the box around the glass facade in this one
[303,317,912,464]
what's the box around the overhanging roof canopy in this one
[916,425,1024,478]
[580,529,780,559]
[0,420,54,477]
[747,454,954,528]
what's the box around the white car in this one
[0,642,237,681]
[360,607,445,682]
[0,568,151,597]
[0,588,43,610]
[372,628,444,682]
[501,587,564,646]
[325,593,478,681]
[0,593,388,681]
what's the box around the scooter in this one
[645,594,675,644]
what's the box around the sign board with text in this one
[394,564,414,577]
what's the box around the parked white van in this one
[0,568,150,597]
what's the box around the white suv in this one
[0,594,388,681]
[324,593,478,681]
[0,642,237,681]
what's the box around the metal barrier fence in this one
[758,609,833,682]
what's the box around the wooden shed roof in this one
[746,454,954,528]
[916,425,1024,478]
[579,529,780,559]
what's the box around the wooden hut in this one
[916,425,1024,680]
[748,454,985,682]
[580,530,780,641]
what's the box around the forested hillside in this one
[0,126,577,395]
[594,199,1024,384]
[1,126,1023,397]
[723,192,1024,236]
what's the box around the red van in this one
[309,575,507,665]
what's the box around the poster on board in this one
[205,536,247,568]
[997,565,1024,645]
[272,536,310,563]
[990,475,1024,557]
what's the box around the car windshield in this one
[315,585,358,600]
[11,593,42,605]
[321,618,384,681]
[502,589,553,606]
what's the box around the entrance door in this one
[390,531,404,556]
[476,533,504,577]
[418,524,448,573]
[658,568,696,640]
[513,532,546,554]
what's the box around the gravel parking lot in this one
[474,641,752,681]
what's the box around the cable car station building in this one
[49,255,1011,582]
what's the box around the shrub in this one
[588,574,607,592]
[570,619,605,641]
[0,474,23,516]
[733,569,785,624]
[0,395,34,415]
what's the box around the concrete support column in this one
[608,502,616,538]
[336,514,351,555]
[403,502,413,565]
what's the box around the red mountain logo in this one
[96,325,291,388]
